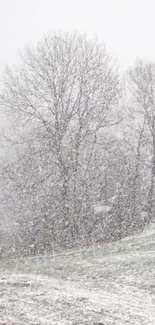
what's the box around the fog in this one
[1,2,155,324]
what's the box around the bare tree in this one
[128,61,155,221]
[1,33,120,252]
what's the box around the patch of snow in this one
[94,204,112,214]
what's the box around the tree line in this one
[0,33,155,257]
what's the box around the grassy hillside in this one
[0,226,155,324]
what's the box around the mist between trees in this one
[0,33,154,257]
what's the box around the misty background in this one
[0,0,155,124]
[1,0,155,257]
[0,0,155,129]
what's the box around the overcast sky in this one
[0,0,155,128]
[0,0,155,77]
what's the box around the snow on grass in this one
[1,230,155,324]
[93,203,112,214]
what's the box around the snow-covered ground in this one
[1,229,155,324]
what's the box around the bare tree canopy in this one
[128,61,155,222]
[0,33,122,254]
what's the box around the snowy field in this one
[1,228,155,324]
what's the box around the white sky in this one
[0,0,155,77]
